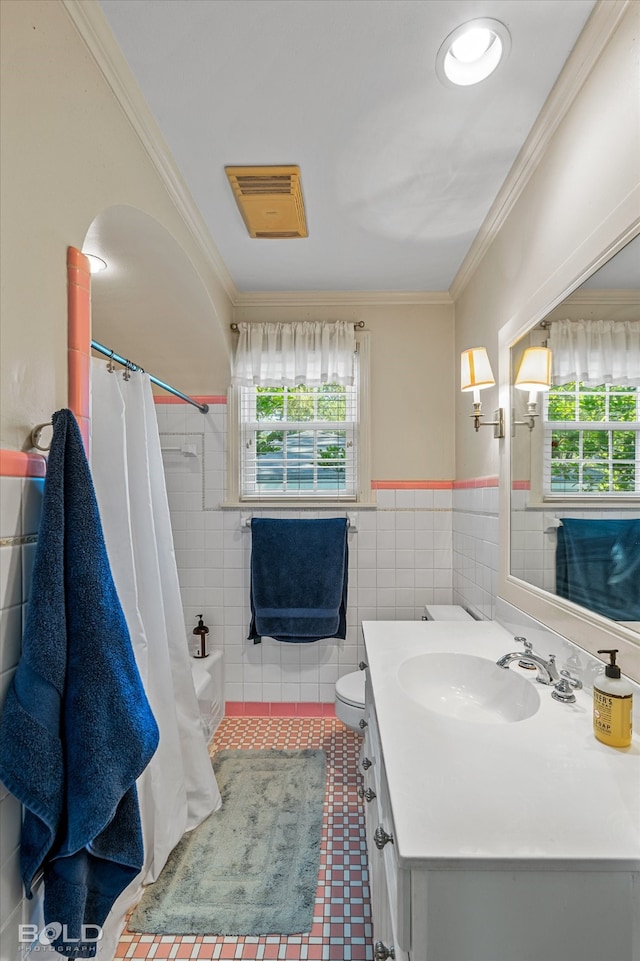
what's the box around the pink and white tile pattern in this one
[116,716,372,961]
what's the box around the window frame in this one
[529,380,640,506]
[225,332,373,508]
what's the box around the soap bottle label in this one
[593,689,633,747]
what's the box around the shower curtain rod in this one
[91,340,209,413]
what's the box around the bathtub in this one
[190,648,224,743]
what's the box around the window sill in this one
[221,498,377,510]
[523,494,640,510]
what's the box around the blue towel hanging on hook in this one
[248,517,349,643]
[0,410,159,957]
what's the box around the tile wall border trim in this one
[0,534,38,548]
[0,450,47,478]
[225,702,336,718]
[371,480,453,489]
[453,475,499,489]
[67,247,91,451]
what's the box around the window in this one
[226,333,371,505]
[543,381,640,496]
[242,381,357,499]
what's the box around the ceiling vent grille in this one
[225,165,308,238]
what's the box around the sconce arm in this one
[513,399,540,432]
[472,404,505,439]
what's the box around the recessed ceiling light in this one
[436,18,511,87]
[84,253,107,273]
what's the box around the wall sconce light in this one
[460,347,505,438]
[513,346,552,430]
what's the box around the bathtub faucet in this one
[496,636,559,686]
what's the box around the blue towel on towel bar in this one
[556,517,640,621]
[0,410,159,957]
[248,517,348,643]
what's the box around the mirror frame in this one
[498,213,640,682]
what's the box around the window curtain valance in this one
[231,320,356,387]
[549,319,640,387]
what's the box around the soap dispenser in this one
[593,649,633,748]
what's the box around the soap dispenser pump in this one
[193,615,209,659]
[593,649,633,748]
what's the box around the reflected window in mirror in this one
[544,381,639,496]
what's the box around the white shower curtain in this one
[90,359,221,953]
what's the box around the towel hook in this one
[30,422,53,452]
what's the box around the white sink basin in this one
[396,652,540,723]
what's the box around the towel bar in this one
[240,511,357,531]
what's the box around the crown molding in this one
[62,0,238,303]
[62,0,628,311]
[449,0,632,302]
[233,290,452,308]
[563,288,639,306]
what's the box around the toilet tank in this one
[423,604,474,621]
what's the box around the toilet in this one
[335,669,367,731]
[335,605,474,730]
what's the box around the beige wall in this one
[4,0,635,487]
[1,0,455,483]
[454,2,640,482]
[0,0,232,451]
[233,301,455,481]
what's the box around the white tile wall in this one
[452,484,500,621]
[0,418,504,947]
[0,473,43,953]
[156,402,459,703]
[510,489,640,591]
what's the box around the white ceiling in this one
[96,0,597,294]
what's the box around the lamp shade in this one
[514,347,552,392]
[461,347,495,392]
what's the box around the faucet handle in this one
[514,636,533,653]
[559,669,582,690]
[552,670,583,703]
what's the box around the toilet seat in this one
[336,671,365,708]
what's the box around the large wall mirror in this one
[503,229,640,675]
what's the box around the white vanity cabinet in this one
[361,620,640,961]
[361,684,410,961]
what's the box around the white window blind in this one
[239,375,359,501]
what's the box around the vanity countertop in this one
[362,620,640,872]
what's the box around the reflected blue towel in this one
[248,518,348,643]
[556,517,640,621]
[0,410,159,957]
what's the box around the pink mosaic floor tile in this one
[116,716,372,961]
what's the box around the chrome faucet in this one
[496,636,560,686]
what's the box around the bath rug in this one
[128,748,326,936]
